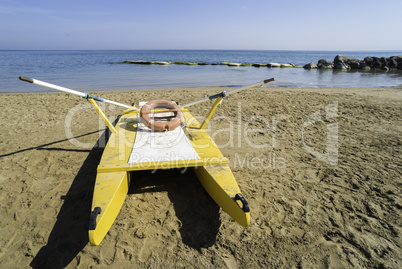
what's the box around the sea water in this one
[0,50,401,93]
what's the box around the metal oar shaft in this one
[225,78,275,95]
[19,76,136,110]
[180,78,275,108]
[102,99,135,110]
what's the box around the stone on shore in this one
[267,63,281,67]
[227,63,241,67]
[334,55,348,64]
[333,55,351,70]
[317,59,334,69]
[303,62,317,69]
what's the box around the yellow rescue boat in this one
[19,76,275,246]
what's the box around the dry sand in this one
[0,86,401,268]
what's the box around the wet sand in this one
[0,86,401,268]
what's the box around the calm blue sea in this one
[1,50,401,93]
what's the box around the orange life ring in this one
[140,100,183,132]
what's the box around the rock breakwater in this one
[118,60,303,68]
[304,55,402,71]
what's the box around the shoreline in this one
[0,86,401,268]
[1,84,402,95]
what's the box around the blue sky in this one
[1,0,401,50]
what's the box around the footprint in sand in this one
[138,238,152,262]
[221,253,238,269]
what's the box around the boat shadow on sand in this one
[30,130,220,268]
[29,130,107,269]
[130,168,221,249]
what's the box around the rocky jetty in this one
[304,55,402,71]
[120,55,402,71]
[120,60,303,68]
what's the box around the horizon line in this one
[1,48,402,52]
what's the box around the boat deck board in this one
[97,110,228,172]
[128,114,200,164]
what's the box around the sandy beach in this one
[0,86,401,268]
